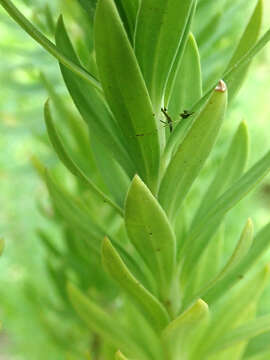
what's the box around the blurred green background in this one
[0,0,270,359]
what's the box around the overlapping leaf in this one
[159,81,227,221]
[94,0,161,192]
[135,0,196,109]
[125,175,176,304]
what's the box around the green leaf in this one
[181,149,270,285]
[164,31,202,159]
[114,0,139,44]
[135,0,196,109]
[37,229,61,258]
[125,175,176,305]
[194,265,270,358]
[217,219,254,279]
[77,0,97,15]
[0,0,101,90]
[44,171,102,252]
[167,22,270,153]
[159,80,227,221]
[167,32,202,121]
[226,0,263,102]
[122,301,164,360]
[207,312,270,355]
[90,136,130,207]
[186,224,225,299]
[183,219,253,306]
[94,0,161,192]
[192,121,249,226]
[223,27,270,91]
[44,100,123,216]
[55,17,136,179]
[164,1,197,107]
[67,283,145,358]
[202,222,270,305]
[40,72,91,160]
[101,237,170,332]
[115,351,129,360]
[245,350,270,360]
[162,299,209,359]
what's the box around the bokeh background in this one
[0,0,270,359]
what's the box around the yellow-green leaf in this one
[159,80,227,221]
[102,237,170,332]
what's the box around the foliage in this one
[1,0,270,359]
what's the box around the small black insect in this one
[161,107,173,133]
[180,110,194,119]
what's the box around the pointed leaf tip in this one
[215,79,227,92]
[102,236,170,332]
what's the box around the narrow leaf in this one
[67,283,143,358]
[44,100,123,216]
[167,32,202,121]
[0,0,101,90]
[184,219,253,306]
[159,80,227,221]
[181,149,270,283]
[102,237,170,332]
[164,1,197,107]
[226,0,263,102]
[125,175,176,304]
[94,0,161,192]
[162,299,209,358]
[202,222,270,305]
[207,313,270,355]
[55,17,136,179]
[218,219,254,278]
[114,0,139,44]
[44,171,102,252]
[195,265,270,357]
[115,351,129,360]
[192,121,249,226]
[135,0,196,108]
[166,24,270,153]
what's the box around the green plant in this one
[1,0,270,359]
